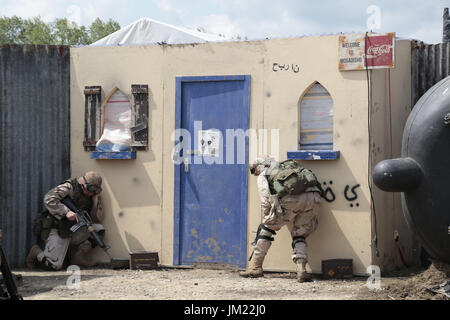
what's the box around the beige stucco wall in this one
[369,40,415,271]
[70,36,412,276]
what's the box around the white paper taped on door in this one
[198,130,220,157]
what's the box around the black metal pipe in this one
[373,158,423,192]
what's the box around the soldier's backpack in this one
[268,160,322,198]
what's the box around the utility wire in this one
[365,32,379,257]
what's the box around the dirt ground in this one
[11,262,450,300]
[359,260,450,300]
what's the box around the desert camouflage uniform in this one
[253,170,321,262]
[36,181,104,270]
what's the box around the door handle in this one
[184,157,189,173]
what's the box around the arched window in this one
[299,82,333,150]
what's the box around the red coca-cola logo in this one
[367,44,392,56]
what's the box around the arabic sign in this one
[338,32,395,71]
[272,63,300,73]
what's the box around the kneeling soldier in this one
[26,171,105,270]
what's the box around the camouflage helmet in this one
[249,156,278,175]
[84,171,102,187]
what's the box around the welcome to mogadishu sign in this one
[338,32,395,71]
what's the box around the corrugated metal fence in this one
[0,44,70,267]
[411,40,450,106]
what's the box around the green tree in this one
[0,16,26,44]
[89,18,120,43]
[24,16,55,44]
[0,16,120,45]
[52,18,90,45]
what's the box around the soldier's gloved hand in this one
[269,195,283,214]
[66,210,78,222]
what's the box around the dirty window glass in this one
[299,82,333,150]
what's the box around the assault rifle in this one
[0,229,23,300]
[61,197,112,260]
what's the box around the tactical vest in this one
[34,178,93,241]
[267,160,323,198]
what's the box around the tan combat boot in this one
[70,242,97,268]
[239,253,265,278]
[26,244,43,269]
[296,258,312,283]
[240,228,273,278]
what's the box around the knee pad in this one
[88,230,105,248]
[291,236,306,249]
[252,224,277,245]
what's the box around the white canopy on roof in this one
[90,17,225,46]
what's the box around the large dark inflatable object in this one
[373,76,450,264]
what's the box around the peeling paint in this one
[197,255,213,262]
[186,250,194,258]
[192,240,199,249]
[205,237,221,255]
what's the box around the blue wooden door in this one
[174,76,250,268]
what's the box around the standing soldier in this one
[240,157,323,282]
[26,171,105,270]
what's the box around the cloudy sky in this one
[0,0,448,44]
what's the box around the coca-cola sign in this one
[339,32,395,71]
[364,33,395,69]
[366,44,393,56]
